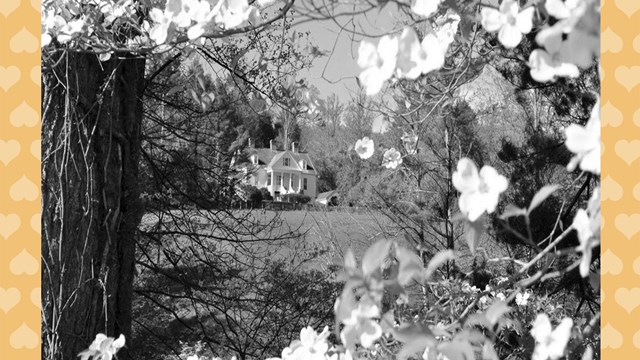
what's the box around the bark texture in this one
[41,52,145,360]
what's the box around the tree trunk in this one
[41,52,145,360]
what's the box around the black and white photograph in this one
[40,0,601,359]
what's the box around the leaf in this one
[528,184,559,214]
[463,314,490,329]
[396,246,423,285]
[98,52,112,62]
[464,218,484,254]
[361,239,392,276]
[166,84,183,97]
[380,310,395,334]
[485,301,511,326]
[394,323,437,359]
[425,250,455,280]
[482,341,499,360]
[439,340,474,360]
[343,248,357,273]
[500,204,527,219]
[188,89,199,103]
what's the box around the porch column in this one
[298,175,302,193]
[270,171,274,198]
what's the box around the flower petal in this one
[515,7,535,34]
[498,23,523,48]
[481,8,505,32]
[530,314,552,342]
[452,158,480,193]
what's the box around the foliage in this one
[281,193,311,204]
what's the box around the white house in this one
[240,140,318,201]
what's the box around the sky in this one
[290,2,405,104]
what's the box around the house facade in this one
[241,140,318,201]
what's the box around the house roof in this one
[247,147,316,173]
[251,148,278,165]
[316,190,338,201]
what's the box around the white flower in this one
[434,9,460,50]
[77,334,126,360]
[535,0,599,70]
[480,0,535,48]
[279,326,330,360]
[357,36,399,95]
[57,18,85,44]
[212,0,259,29]
[340,299,382,349]
[565,99,600,174]
[573,209,593,277]
[396,28,428,80]
[528,48,580,82]
[411,0,442,18]
[573,189,600,277]
[452,158,508,222]
[495,292,506,301]
[530,314,573,360]
[355,137,375,159]
[149,8,173,44]
[401,133,418,155]
[515,291,531,306]
[382,148,403,169]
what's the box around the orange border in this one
[600,0,640,357]
[0,0,41,358]
[0,0,635,359]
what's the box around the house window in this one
[277,175,282,186]
[303,178,308,190]
[267,176,271,186]
[283,158,290,166]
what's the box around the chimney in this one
[291,142,297,153]
[269,139,274,150]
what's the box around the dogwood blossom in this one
[573,189,600,277]
[382,148,403,169]
[565,99,600,174]
[355,137,375,159]
[515,291,531,306]
[41,10,67,47]
[277,326,331,360]
[452,158,508,222]
[530,314,573,360]
[528,48,580,82]
[411,0,442,18]
[340,299,382,349]
[212,0,260,29]
[77,333,126,360]
[434,9,461,50]
[149,8,174,44]
[480,0,534,48]
[357,36,399,95]
[396,28,428,79]
[573,209,593,277]
[534,0,599,70]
